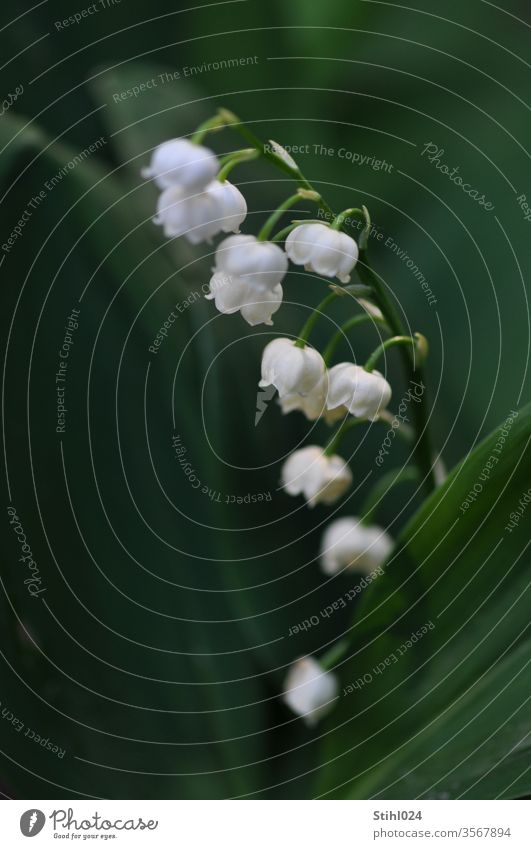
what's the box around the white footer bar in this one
[1,799,529,848]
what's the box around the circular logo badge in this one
[20,810,46,837]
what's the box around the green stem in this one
[208,109,437,494]
[356,252,406,342]
[218,109,335,220]
[378,409,415,444]
[365,335,417,373]
[191,114,227,144]
[217,148,259,181]
[257,192,314,242]
[360,466,420,525]
[331,207,363,230]
[294,292,338,348]
[320,639,350,671]
[271,218,324,243]
[332,205,372,249]
[356,250,436,494]
[324,418,366,456]
[331,282,375,299]
[323,313,389,365]
[270,222,299,243]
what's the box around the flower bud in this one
[285,222,359,282]
[327,363,391,420]
[153,180,247,244]
[320,517,393,575]
[205,235,287,326]
[281,445,352,507]
[282,656,339,726]
[259,338,325,399]
[142,139,218,192]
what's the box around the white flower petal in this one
[259,338,325,398]
[320,517,393,575]
[285,222,358,282]
[206,236,288,325]
[240,283,283,326]
[215,235,288,288]
[282,656,339,725]
[281,446,352,507]
[327,363,392,421]
[154,180,246,244]
[279,373,329,420]
[205,272,249,314]
[142,139,218,192]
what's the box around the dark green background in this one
[0,0,529,799]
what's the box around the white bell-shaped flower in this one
[279,376,348,424]
[285,222,359,283]
[320,517,393,575]
[281,445,352,508]
[214,234,288,286]
[279,373,329,420]
[205,235,288,326]
[154,180,247,244]
[324,405,349,425]
[282,656,339,726]
[206,271,283,327]
[259,338,325,399]
[142,138,218,192]
[327,363,391,421]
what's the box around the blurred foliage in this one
[0,0,529,798]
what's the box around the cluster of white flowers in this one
[205,235,287,326]
[143,138,360,326]
[143,139,247,245]
[255,277,392,721]
[260,338,392,428]
[145,132,398,726]
[258,337,392,517]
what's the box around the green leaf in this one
[317,404,531,799]
[0,111,271,799]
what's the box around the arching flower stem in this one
[365,335,421,373]
[323,418,367,457]
[320,639,350,671]
[216,148,259,181]
[257,191,320,242]
[323,313,390,365]
[200,109,437,494]
[294,292,338,349]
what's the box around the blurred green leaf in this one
[0,111,273,799]
[318,404,531,798]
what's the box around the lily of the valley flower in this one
[142,138,218,192]
[278,373,350,424]
[259,338,325,398]
[327,363,391,421]
[282,656,339,726]
[281,445,352,507]
[320,517,393,575]
[285,222,359,283]
[154,180,247,244]
[205,235,287,326]
[279,373,329,420]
